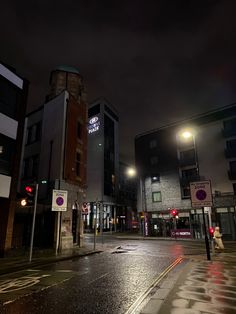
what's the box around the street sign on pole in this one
[52,190,68,211]
[190,180,213,207]
[190,181,212,261]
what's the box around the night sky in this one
[1,0,236,164]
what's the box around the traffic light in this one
[209,227,214,238]
[20,198,27,206]
[25,185,34,195]
[170,208,178,218]
[19,185,35,206]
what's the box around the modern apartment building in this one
[135,104,236,240]
[0,62,28,256]
[17,66,87,249]
[86,98,119,231]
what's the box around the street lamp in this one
[178,128,211,261]
[126,167,136,178]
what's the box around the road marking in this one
[125,257,183,314]
[0,274,50,293]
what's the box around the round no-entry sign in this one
[190,181,212,207]
[52,190,68,211]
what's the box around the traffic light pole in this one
[29,183,39,263]
[202,207,211,261]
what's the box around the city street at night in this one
[0,235,235,314]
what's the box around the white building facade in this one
[135,104,236,240]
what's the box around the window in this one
[22,155,39,179]
[181,168,198,179]
[182,186,190,198]
[32,155,39,178]
[150,139,157,149]
[223,118,236,136]
[180,149,195,160]
[233,183,236,195]
[26,122,41,145]
[229,160,236,173]
[77,121,82,139]
[76,152,81,177]
[152,191,162,202]
[226,139,236,149]
[150,156,158,165]
[0,75,17,119]
[0,134,15,176]
[151,175,160,183]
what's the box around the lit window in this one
[151,175,160,183]
[152,191,162,202]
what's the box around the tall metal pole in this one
[202,207,211,260]
[93,202,98,250]
[142,177,148,237]
[207,207,215,254]
[29,183,39,263]
[100,202,104,244]
[55,179,61,255]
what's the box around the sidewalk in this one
[0,245,103,276]
[140,251,236,314]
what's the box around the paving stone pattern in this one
[169,255,236,314]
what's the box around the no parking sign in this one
[52,189,68,211]
[190,181,213,207]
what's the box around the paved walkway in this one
[140,251,236,314]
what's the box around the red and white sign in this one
[190,180,213,207]
[81,202,88,214]
[52,189,68,211]
[171,229,192,239]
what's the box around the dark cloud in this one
[1,0,236,163]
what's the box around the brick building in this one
[16,66,87,249]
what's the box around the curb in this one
[0,250,103,276]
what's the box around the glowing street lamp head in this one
[182,131,192,139]
[126,167,136,178]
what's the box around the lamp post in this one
[178,129,211,261]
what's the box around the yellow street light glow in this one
[182,131,192,139]
[126,167,136,177]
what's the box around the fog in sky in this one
[1,0,236,163]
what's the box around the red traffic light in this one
[25,186,33,193]
[209,227,214,237]
[170,209,178,217]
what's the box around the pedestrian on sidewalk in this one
[213,226,224,250]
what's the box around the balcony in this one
[180,175,205,185]
[228,170,236,180]
[225,147,236,158]
[179,157,197,167]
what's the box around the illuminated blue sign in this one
[88,116,100,134]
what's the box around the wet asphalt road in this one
[0,238,215,314]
